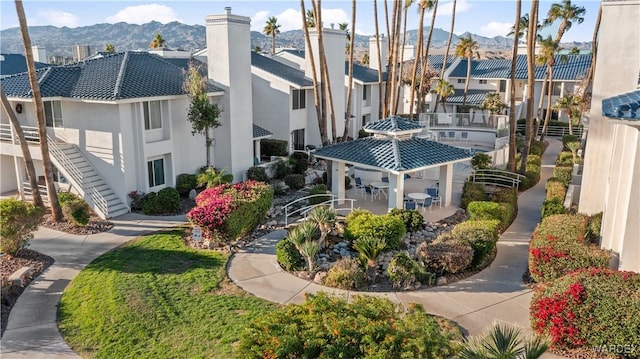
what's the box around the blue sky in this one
[1,0,600,42]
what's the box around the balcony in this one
[0,123,40,144]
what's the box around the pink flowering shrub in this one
[187,180,273,243]
[531,268,640,354]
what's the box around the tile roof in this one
[280,49,305,58]
[0,54,50,77]
[348,62,387,83]
[251,52,313,87]
[445,89,490,105]
[364,116,422,134]
[253,124,273,138]
[0,52,219,100]
[313,136,472,173]
[449,54,591,81]
[402,55,457,78]
[602,90,640,120]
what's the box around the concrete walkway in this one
[228,139,563,346]
[1,213,187,359]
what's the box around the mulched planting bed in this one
[40,210,114,235]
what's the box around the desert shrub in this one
[324,258,366,289]
[0,199,43,255]
[460,181,488,210]
[531,268,640,354]
[553,166,573,185]
[62,198,91,226]
[387,252,434,288]
[284,174,305,190]
[272,182,286,196]
[246,166,269,182]
[541,197,567,218]
[276,239,304,271]
[492,188,518,225]
[467,201,507,229]
[417,240,474,275]
[451,220,500,267]
[529,140,544,156]
[526,154,541,166]
[471,153,492,170]
[260,138,288,157]
[389,208,424,232]
[290,152,309,175]
[344,208,371,225]
[556,151,574,166]
[175,173,197,197]
[529,214,610,283]
[237,292,460,358]
[308,184,331,206]
[196,167,233,188]
[273,159,292,180]
[344,213,406,249]
[545,177,567,201]
[142,187,180,215]
[57,192,79,206]
[562,134,579,150]
[519,166,541,191]
[585,212,603,243]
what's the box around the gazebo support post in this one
[331,161,346,204]
[254,140,261,164]
[389,173,405,211]
[439,163,454,207]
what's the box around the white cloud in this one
[106,4,181,24]
[271,7,350,32]
[437,0,473,17]
[250,10,270,31]
[33,9,78,28]
[479,21,513,38]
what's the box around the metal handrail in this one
[46,136,109,217]
[283,193,336,226]
[21,181,49,204]
[0,123,40,144]
[516,124,585,137]
[284,196,357,226]
[468,169,525,189]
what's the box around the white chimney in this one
[31,45,47,63]
[402,45,415,62]
[368,35,387,71]
[205,8,253,181]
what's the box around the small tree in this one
[352,236,387,282]
[471,152,493,170]
[104,43,115,53]
[566,141,580,163]
[0,198,43,255]
[307,206,337,246]
[287,221,321,272]
[185,63,221,167]
[149,33,165,49]
[479,92,507,125]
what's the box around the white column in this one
[332,161,345,204]
[254,140,260,163]
[13,156,24,201]
[439,163,454,207]
[389,173,405,211]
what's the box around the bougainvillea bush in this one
[528,214,610,283]
[531,268,640,355]
[187,180,273,244]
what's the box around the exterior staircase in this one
[47,139,129,219]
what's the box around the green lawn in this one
[57,229,275,358]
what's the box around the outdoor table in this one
[370,181,390,199]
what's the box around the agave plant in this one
[307,206,337,246]
[458,324,549,359]
[352,236,387,282]
[197,167,233,188]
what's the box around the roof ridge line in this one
[392,138,401,170]
[113,52,129,100]
[32,67,53,97]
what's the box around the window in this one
[44,101,63,127]
[544,82,562,96]
[499,80,507,92]
[292,129,305,151]
[147,158,165,187]
[479,79,488,84]
[363,85,368,100]
[144,101,162,130]
[292,89,306,110]
[457,79,465,84]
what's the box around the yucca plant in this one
[308,206,337,246]
[352,236,387,282]
[458,324,549,359]
[298,240,321,272]
[286,221,321,272]
[565,141,581,164]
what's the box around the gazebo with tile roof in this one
[313,116,473,210]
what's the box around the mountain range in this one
[0,21,590,60]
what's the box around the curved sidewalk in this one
[0,213,187,359]
[229,139,563,340]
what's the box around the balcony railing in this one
[0,123,40,144]
[418,113,508,130]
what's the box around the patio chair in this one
[418,196,433,213]
[354,177,365,196]
[438,131,447,140]
[448,131,456,141]
[404,200,417,210]
[381,176,389,183]
[461,132,469,141]
[425,187,441,208]
[364,185,380,201]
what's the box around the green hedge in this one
[344,212,406,249]
[529,214,610,283]
[460,181,488,210]
[246,166,269,182]
[142,187,180,215]
[308,184,331,205]
[62,198,91,226]
[553,166,573,185]
[467,201,511,232]
[388,208,424,232]
[260,139,288,158]
[176,173,197,197]
[541,197,567,219]
[284,174,305,190]
[545,177,567,201]
[0,198,43,255]
[226,184,274,242]
[556,151,574,166]
[276,239,304,271]
[562,134,579,150]
[387,252,434,288]
[451,220,500,267]
[290,152,309,175]
[531,268,640,354]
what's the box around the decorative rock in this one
[314,271,327,284]
[188,189,198,200]
[436,277,448,286]
[265,220,277,227]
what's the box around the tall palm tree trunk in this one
[409,5,425,119]
[343,0,356,140]
[508,0,521,172]
[313,0,337,143]
[520,0,538,175]
[437,0,456,113]
[300,0,327,145]
[463,52,471,106]
[418,0,438,112]
[541,66,555,136]
[0,88,43,207]
[536,71,549,135]
[14,0,63,220]
[271,33,276,55]
[581,4,601,108]
[373,0,385,118]
[394,3,409,116]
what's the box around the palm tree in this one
[454,34,478,107]
[305,9,316,28]
[553,94,581,135]
[545,0,586,43]
[287,221,321,272]
[408,0,429,119]
[14,0,63,221]
[0,88,43,207]
[508,13,543,41]
[300,0,326,144]
[459,324,549,359]
[149,33,165,49]
[440,0,457,79]
[508,0,522,172]
[342,0,356,140]
[434,79,454,113]
[312,0,338,143]
[307,206,337,246]
[581,4,601,107]
[480,92,507,125]
[373,0,384,117]
[417,0,438,112]
[104,43,115,53]
[520,0,539,175]
[263,16,281,55]
[537,36,565,138]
